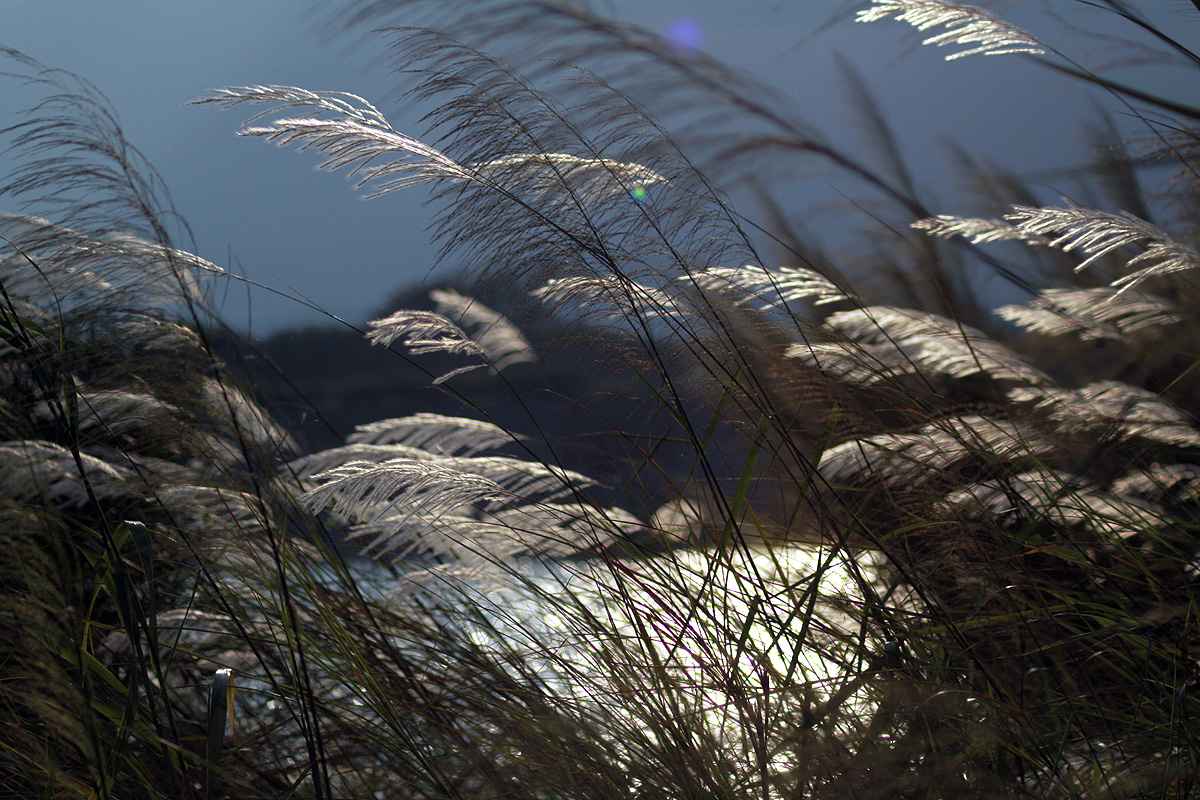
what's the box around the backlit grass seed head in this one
[857,0,1046,60]
[919,203,1200,295]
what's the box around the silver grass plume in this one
[303,452,596,514]
[297,443,608,562]
[649,498,708,545]
[786,340,928,386]
[911,214,1048,245]
[534,274,689,321]
[917,203,1200,294]
[291,442,588,495]
[196,88,668,209]
[193,86,474,197]
[288,442,436,481]
[946,469,1170,538]
[153,486,269,542]
[348,501,639,563]
[201,377,296,454]
[0,213,223,313]
[468,152,669,207]
[996,287,1183,341]
[1114,463,1200,506]
[1005,203,1200,293]
[818,415,1057,486]
[1008,381,1200,448]
[300,458,613,567]
[430,288,537,370]
[294,446,597,501]
[34,389,176,437]
[857,0,1046,60]
[0,440,131,503]
[685,264,853,310]
[366,309,491,383]
[346,413,518,455]
[301,458,509,529]
[804,305,1051,385]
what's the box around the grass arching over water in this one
[4,2,1200,797]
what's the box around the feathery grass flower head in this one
[857,0,1046,60]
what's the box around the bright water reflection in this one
[204,542,877,797]
[426,542,871,754]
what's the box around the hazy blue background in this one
[6,1,1197,334]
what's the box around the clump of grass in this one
[5,1,1200,797]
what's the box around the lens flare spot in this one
[630,185,649,203]
[666,17,704,52]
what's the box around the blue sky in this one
[5,1,1196,334]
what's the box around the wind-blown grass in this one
[4,1,1200,798]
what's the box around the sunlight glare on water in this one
[465,542,867,719]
